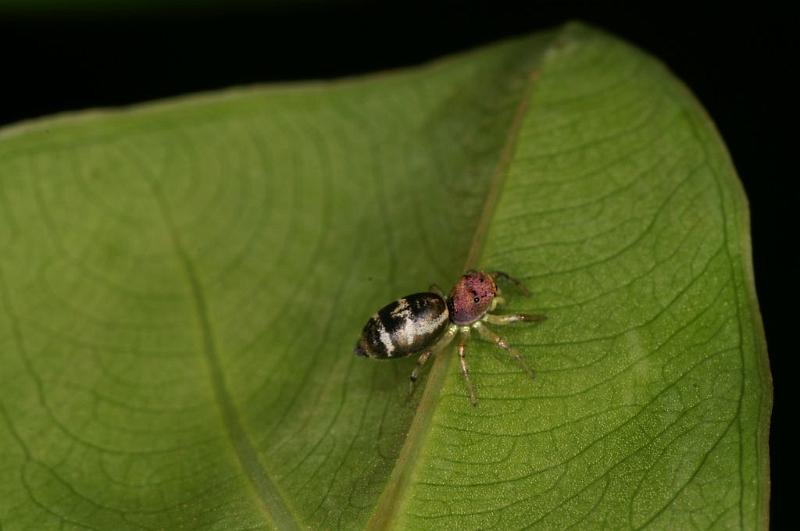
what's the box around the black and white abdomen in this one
[354,292,450,359]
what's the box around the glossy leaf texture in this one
[0,23,770,530]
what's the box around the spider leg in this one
[490,296,507,311]
[489,271,530,297]
[429,283,445,298]
[408,350,432,395]
[458,330,478,406]
[485,313,546,325]
[473,321,535,380]
[408,325,457,398]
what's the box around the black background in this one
[0,0,794,526]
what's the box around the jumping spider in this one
[354,270,545,405]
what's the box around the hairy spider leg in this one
[458,330,478,406]
[484,313,546,325]
[408,324,457,397]
[428,283,445,298]
[491,295,506,309]
[473,321,536,380]
[408,351,432,393]
[489,271,530,297]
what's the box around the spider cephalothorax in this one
[354,270,545,405]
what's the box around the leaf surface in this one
[0,23,770,530]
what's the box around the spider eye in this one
[473,296,480,303]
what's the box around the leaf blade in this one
[0,23,770,531]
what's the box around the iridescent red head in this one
[447,270,497,325]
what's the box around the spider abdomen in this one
[354,292,449,359]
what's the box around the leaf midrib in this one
[365,62,545,530]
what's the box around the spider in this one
[354,270,545,405]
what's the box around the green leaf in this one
[0,23,771,530]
